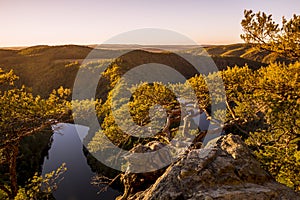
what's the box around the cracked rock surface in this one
[125,134,300,200]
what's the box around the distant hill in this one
[0,45,126,97]
[0,44,290,98]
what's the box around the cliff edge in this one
[121,134,300,200]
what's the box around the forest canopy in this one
[0,9,299,200]
[241,9,300,59]
[0,69,70,199]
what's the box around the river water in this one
[42,123,121,200]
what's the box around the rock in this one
[117,141,170,200]
[123,134,300,200]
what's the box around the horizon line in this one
[0,42,246,49]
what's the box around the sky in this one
[0,0,299,47]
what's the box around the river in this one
[42,123,122,200]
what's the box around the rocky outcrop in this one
[123,134,300,200]
[117,141,171,200]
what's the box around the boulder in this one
[124,134,300,200]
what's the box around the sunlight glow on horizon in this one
[1,0,299,47]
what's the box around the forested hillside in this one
[0,9,299,200]
[0,42,290,98]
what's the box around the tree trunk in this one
[9,144,19,199]
[182,114,191,136]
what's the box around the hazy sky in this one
[1,0,299,46]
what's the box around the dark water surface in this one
[42,123,121,200]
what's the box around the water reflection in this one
[42,123,121,200]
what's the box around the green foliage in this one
[102,62,122,89]
[72,56,300,192]
[217,62,300,191]
[0,44,275,99]
[128,82,177,126]
[0,69,18,86]
[0,10,298,197]
[14,163,67,200]
[241,10,300,59]
[94,81,178,148]
[0,68,70,198]
[72,98,102,125]
[188,74,209,109]
[245,62,300,191]
[16,129,53,186]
